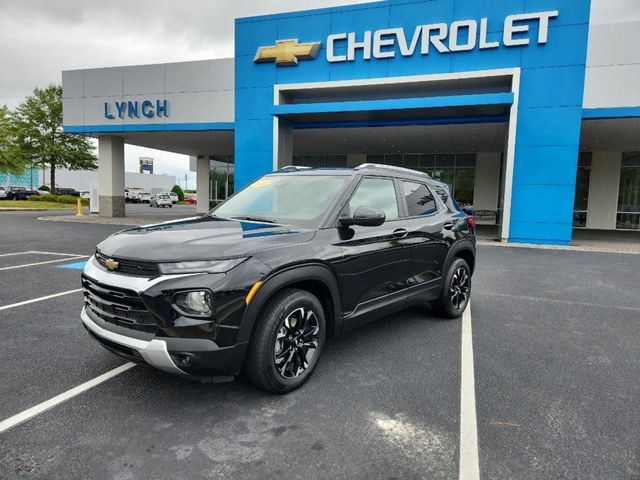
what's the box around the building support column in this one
[196,155,210,215]
[587,151,621,230]
[98,135,125,217]
[275,117,293,169]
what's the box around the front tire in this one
[431,258,471,318]
[243,288,326,394]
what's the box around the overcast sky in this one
[1,0,638,183]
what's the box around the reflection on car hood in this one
[97,215,315,262]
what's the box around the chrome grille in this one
[82,275,157,334]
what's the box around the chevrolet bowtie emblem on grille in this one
[104,258,119,271]
[254,39,321,66]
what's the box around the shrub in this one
[38,185,50,192]
[27,194,88,206]
[171,184,185,202]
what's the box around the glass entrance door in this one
[573,153,592,228]
[617,152,640,230]
[209,155,234,207]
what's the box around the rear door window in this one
[401,181,438,216]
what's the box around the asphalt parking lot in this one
[0,210,638,479]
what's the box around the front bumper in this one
[81,256,252,379]
[81,306,187,376]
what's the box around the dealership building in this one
[62,0,639,245]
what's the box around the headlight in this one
[173,290,213,317]
[158,258,246,274]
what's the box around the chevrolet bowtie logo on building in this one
[254,39,321,66]
[104,258,119,271]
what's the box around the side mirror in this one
[340,206,386,227]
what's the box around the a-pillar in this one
[98,135,125,217]
[196,155,211,215]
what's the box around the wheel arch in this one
[444,239,476,275]
[238,263,342,344]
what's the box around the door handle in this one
[443,222,454,230]
[393,228,408,238]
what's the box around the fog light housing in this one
[173,290,213,317]
[171,353,195,367]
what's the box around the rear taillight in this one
[465,215,476,229]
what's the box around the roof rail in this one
[354,163,431,178]
[277,165,313,171]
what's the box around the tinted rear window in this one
[402,181,438,216]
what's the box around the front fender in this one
[238,263,342,344]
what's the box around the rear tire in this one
[431,258,471,319]
[243,288,326,394]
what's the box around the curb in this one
[477,239,640,255]
[0,208,72,212]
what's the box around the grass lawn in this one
[0,200,75,209]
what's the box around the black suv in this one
[81,164,475,393]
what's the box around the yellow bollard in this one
[76,197,83,217]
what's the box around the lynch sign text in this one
[327,10,558,62]
[104,99,169,120]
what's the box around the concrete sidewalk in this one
[477,225,640,254]
[38,203,199,227]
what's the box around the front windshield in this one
[212,174,348,227]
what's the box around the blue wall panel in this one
[234,0,592,245]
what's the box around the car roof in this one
[268,164,450,189]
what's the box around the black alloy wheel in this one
[450,266,470,310]
[432,257,471,318]
[244,288,326,393]
[274,306,320,379]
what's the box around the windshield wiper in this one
[231,215,278,224]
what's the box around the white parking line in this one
[0,256,88,271]
[0,363,136,434]
[0,289,83,311]
[0,250,84,258]
[27,250,88,257]
[459,302,480,480]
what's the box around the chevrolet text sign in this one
[254,10,559,66]
[327,11,559,62]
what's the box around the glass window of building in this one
[209,155,234,206]
[365,153,476,209]
[617,152,640,230]
[573,152,592,228]
[292,154,347,168]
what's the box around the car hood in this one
[97,215,316,262]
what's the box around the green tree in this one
[171,184,185,201]
[0,105,25,174]
[11,85,97,194]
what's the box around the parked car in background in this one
[169,192,178,204]
[139,192,152,203]
[150,193,173,208]
[79,190,91,199]
[13,189,40,200]
[0,187,6,199]
[56,188,80,196]
[4,186,28,200]
[184,195,197,205]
